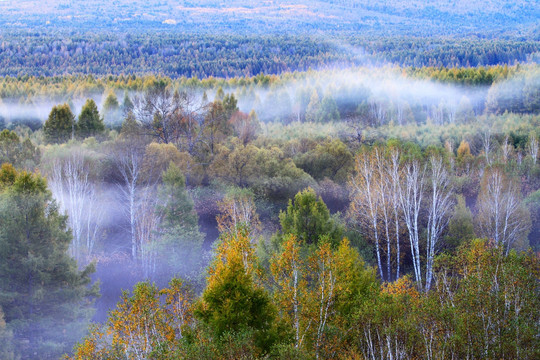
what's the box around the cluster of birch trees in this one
[349,142,532,290]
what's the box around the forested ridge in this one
[1,32,538,77]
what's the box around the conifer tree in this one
[43,104,75,144]
[277,187,343,246]
[77,98,104,139]
[156,162,203,278]
[195,228,278,355]
[0,164,98,359]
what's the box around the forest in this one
[0,59,539,359]
[0,1,539,358]
[1,31,539,77]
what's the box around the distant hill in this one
[1,0,538,37]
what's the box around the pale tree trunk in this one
[483,130,492,165]
[528,135,538,164]
[115,145,145,261]
[477,168,529,255]
[48,151,96,262]
[314,254,335,360]
[398,160,425,288]
[137,187,161,278]
[425,156,453,291]
[388,149,402,280]
[375,150,393,281]
[501,135,512,163]
[351,153,384,280]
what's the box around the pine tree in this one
[277,187,343,246]
[195,229,278,355]
[444,195,475,252]
[102,91,121,126]
[77,98,104,139]
[0,164,98,359]
[156,162,203,278]
[43,104,75,144]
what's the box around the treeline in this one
[0,32,538,77]
[1,65,539,133]
[347,37,540,68]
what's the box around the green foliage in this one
[196,259,277,352]
[195,231,279,355]
[43,104,75,144]
[0,164,98,360]
[209,139,315,200]
[294,138,353,183]
[156,162,204,278]
[433,239,540,359]
[0,129,40,170]
[102,92,121,127]
[77,99,104,139]
[444,195,475,252]
[277,187,343,246]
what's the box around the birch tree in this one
[112,140,147,261]
[388,148,403,280]
[137,187,161,278]
[476,168,531,254]
[47,149,101,261]
[398,160,425,288]
[501,135,512,163]
[482,130,492,166]
[527,133,538,164]
[350,150,383,279]
[216,187,260,240]
[375,149,393,281]
[271,235,309,350]
[425,156,453,290]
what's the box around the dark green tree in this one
[319,93,340,122]
[222,93,239,121]
[294,139,353,183]
[195,229,279,355]
[43,104,75,144]
[77,99,105,139]
[156,162,204,278]
[277,187,343,246]
[443,195,475,253]
[0,130,40,170]
[0,164,98,359]
[102,92,121,126]
[122,91,134,115]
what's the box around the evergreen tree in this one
[102,92,121,126]
[156,162,203,278]
[43,104,75,144]
[122,91,134,115]
[277,187,343,246]
[0,164,98,359]
[195,229,279,355]
[319,93,340,122]
[443,195,475,252]
[222,93,239,121]
[0,130,40,170]
[77,99,104,139]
